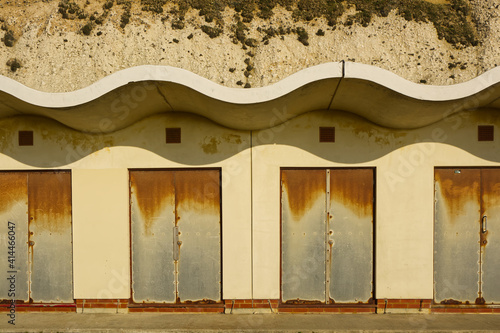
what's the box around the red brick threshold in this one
[224,300,376,314]
[76,299,128,312]
[0,303,76,312]
[377,299,500,313]
[377,299,432,313]
[128,300,224,313]
[224,299,279,313]
[432,306,500,313]
[279,307,376,313]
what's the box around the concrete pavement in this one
[1,313,500,332]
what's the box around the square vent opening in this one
[18,131,33,146]
[166,128,181,144]
[319,127,335,143]
[478,125,494,141]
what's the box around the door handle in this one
[482,215,487,233]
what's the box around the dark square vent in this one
[18,131,33,146]
[478,125,494,141]
[166,128,181,144]
[319,127,335,143]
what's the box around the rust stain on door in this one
[282,169,326,219]
[0,172,29,302]
[281,168,374,304]
[176,169,221,302]
[330,169,373,218]
[27,171,73,303]
[0,173,27,213]
[131,169,221,304]
[435,169,481,220]
[27,172,71,234]
[130,171,175,235]
[329,168,374,303]
[174,170,220,216]
[479,168,500,303]
[434,168,481,304]
[480,169,500,249]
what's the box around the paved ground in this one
[1,313,500,332]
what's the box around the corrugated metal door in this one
[281,168,374,304]
[434,168,500,305]
[131,169,221,304]
[0,171,73,303]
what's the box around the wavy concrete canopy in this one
[1,62,500,133]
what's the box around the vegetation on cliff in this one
[53,0,477,47]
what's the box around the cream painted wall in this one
[72,168,130,299]
[1,107,499,302]
[252,109,500,300]
[0,112,252,300]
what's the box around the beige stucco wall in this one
[252,109,500,300]
[0,112,252,300]
[0,106,499,301]
[72,168,130,299]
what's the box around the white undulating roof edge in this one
[0,62,343,108]
[344,62,500,101]
[0,62,499,108]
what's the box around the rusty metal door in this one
[434,169,480,304]
[0,173,29,301]
[434,168,500,305]
[479,169,500,304]
[131,171,176,303]
[28,172,73,303]
[281,168,374,304]
[130,169,221,304]
[329,169,373,303]
[0,171,73,303]
[281,169,327,302]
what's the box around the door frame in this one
[127,168,223,308]
[0,169,75,307]
[433,166,500,307]
[279,167,376,307]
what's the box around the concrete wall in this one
[252,109,500,300]
[0,113,252,300]
[72,169,130,299]
[0,106,499,301]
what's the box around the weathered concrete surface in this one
[1,62,499,133]
[2,313,500,332]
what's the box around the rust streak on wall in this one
[282,169,326,220]
[330,169,373,218]
[0,172,27,213]
[174,170,220,215]
[28,172,71,234]
[435,169,481,221]
[130,171,175,235]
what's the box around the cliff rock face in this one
[0,0,499,92]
